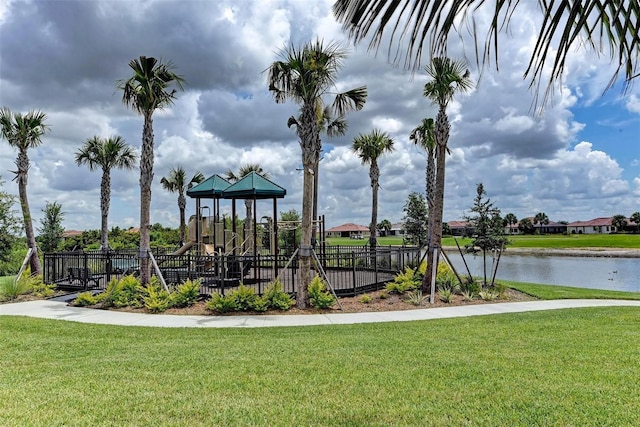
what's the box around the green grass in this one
[505,280,640,300]
[1,307,640,425]
[444,233,640,249]
[328,233,640,249]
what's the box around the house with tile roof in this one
[566,217,620,234]
[325,223,370,239]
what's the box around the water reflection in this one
[445,252,640,292]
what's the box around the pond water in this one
[445,251,640,292]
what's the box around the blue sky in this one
[0,0,638,233]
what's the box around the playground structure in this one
[42,171,421,297]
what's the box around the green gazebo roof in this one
[221,171,286,199]
[186,174,231,199]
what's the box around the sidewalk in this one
[2,299,640,328]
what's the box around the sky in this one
[0,0,639,234]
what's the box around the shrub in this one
[205,293,237,313]
[170,279,201,308]
[0,274,35,301]
[73,291,98,307]
[435,262,458,291]
[405,290,426,306]
[141,283,171,313]
[491,282,508,299]
[460,279,481,296]
[262,280,294,311]
[32,281,55,298]
[438,287,454,303]
[104,275,142,308]
[252,296,270,312]
[228,284,258,311]
[461,290,475,301]
[359,294,372,304]
[307,276,336,309]
[386,266,421,294]
[379,291,388,299]
[479,289,499,301]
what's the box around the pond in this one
[444,251,640,292]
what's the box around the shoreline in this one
[442,246,640,258]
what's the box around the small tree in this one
[464,183,509,286]
[0,177,21,262]
[279,209,301,250]
[518,218,535,235]
[402,192,428,246]
[533,212,550,234]
[377,219,392,237]
[611,214,628,233]
[37,201,65,253]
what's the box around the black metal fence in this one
[43,245,421,297]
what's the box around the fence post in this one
[352,251,356,296]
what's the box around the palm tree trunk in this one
[100,170,110,251]
[369,161,379,250]
[139,113,154,285]
[297,102,320,309]
[178,192,186,245]
[244,199,252,251]
[423,108,449,294]
[16,151,41,275]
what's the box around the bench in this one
[68,267,103,289]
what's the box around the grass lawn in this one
[506,281,640,300]
[327,233,640,249]
[2,300,640,425]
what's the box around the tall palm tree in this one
[291,104,348,245]
[0,107,49,275]
[225,163,267,242]
[422,57,473,294]
[160,166,204,246]
[268,39,367,308]
[75,136,137,251]
[503,213,518,234]
[117,56,184,284]
[333,0,640,106]
[352,129,395,250]
[533,212,550,234]
[410,117,437,250]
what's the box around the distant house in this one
[62,230,83,239]
[566,217,619,234]
[506,217,567,234]
[388,222,405,237]
[447,220,472,237]
[325,223,370,239]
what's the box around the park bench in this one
[67,267,103,289]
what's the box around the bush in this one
[73,291,99,307]
[386,266,421,294]
[32,281,55,298]
[228,284,258,311]
[405,290,426,306]
[307,276,336,309]
[205,293,237,313]
[0,274,33,301]
[438,287,454,303]
[359,294,372,304]
[141,283,171,313]
[262,279,294,311]
[479,289,499,301]
[103,275,142,308]
[170,279,201,308]
[435,262,458,291]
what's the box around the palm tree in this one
[503,213,518,234]
[289,105,348,246]
[267,39,367,308]
[410,117,437,250]
[333,1,640,106]
[225,163,268,243]
[352,129,395,250]
[533,212,550,234]
[421,57,473,294]
[75,136,137,251]
[0,107,49,275]
[631,212,640,233]
[160,166,204,246]
[377,219,392,237]
[611,214,628,233]
[117,56,185,284]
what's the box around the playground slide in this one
[172,240,195,256]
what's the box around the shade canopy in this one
[186,174,231,199]
[221,171,286,199]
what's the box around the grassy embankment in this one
[1,302,639,425]
[326,233,640,248]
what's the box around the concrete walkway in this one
[2,299,640,328]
